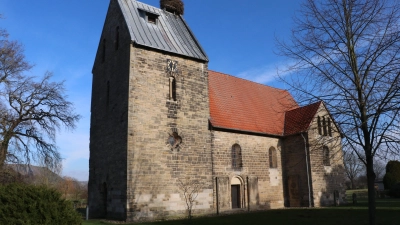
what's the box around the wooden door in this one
[231,185,240,208]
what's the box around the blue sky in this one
[0,0,301,181]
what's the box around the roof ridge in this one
[135,0,160,12]
[136,0,179,16]
[285,101,322,113]
[208,70,289,92]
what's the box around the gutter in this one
[301,132,312,207]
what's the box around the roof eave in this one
[132,40,208,62]
[210,124,284,138]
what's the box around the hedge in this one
[0,183,81,225]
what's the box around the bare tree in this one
[0,28,32,84]
[374,160,386,181]
[277,0,400,224]
[0,73,80,170]
[0,24,79,171]
[178,179,202,223]
[344,151,363,189]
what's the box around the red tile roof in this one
[284,101,322,136]
[208,70,298,135]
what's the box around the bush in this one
[383,160,400,190]
[389,182,400,198]
[0,183,82,225]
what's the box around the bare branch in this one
[1,73,80,170]
[276,1,400,224]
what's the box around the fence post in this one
[86,206,89,220]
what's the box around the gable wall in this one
[211,130,285,211]
[126,46,213,221]
[307,105,346,206]
[282,105,346,207]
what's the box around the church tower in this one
[89,0,212,221]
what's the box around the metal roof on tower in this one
[117,0,208,61]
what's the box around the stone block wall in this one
[282,134,311,207]
[126,46,213,221]
[307,105,346,206]
[89,0,132,220]
[211,130,285,211]
[282,104,346,208]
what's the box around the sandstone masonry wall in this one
[126,46,213,221]
[211,130,285,211]
[282,134,311,207]
[89,0,132,220]
[307,105,346,206]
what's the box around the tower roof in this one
[117,0,208,61]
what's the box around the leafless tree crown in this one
[0,24,80,171]
[277,1,400,224]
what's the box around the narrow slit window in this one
[328,118,332,137]
[317,116,322,135]
[115,26,120,50]
[106,81,110,110]
[269,147,277,168]
[323,116,327,136]
[169,77,176,101]
[232,144,242,169]
[323,146,330,166]
[102,38,106,63]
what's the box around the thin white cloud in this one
[236,61,295,85]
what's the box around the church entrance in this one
[231,177,243,209]
[231,185,240,208]
[102,182,108,216]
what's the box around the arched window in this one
[169,77,176,101]
[269,147,277,168]
[231,144,242,169]
[323,146,330,166]
[323,117,327,136]
[328,118,332,137]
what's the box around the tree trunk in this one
[366,154,376,225]
[0,140,9,169]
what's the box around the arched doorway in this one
[102,182,107,216]
[231,177,242,209]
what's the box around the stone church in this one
[88,0,346,221]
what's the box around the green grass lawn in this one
[82,197,400,225]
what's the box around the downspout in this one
[247,176,250,211]
[215,177,219,215]
[301,132,312,207]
